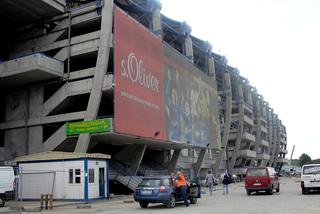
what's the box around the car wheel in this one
[276,184,280,193]
[246,190,251,196]
[302,188,307,195]
[139,202,149,208]
[0,195,5,207]
[166,194,176,208]
[190,198,197,204]
[268,186,273,195]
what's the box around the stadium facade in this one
[0,0,287,191]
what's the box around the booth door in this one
[99,168,105,197]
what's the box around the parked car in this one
[301,164,320,194]
[133,176,201,208]
[0,167,15,207]
[245,167,280,195]
[232,174,241,182]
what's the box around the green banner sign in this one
[66,118,111,135]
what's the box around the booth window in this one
[69,169,73,184]
[89,169,95,183]
[75,169,81,183]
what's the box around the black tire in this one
[0,195,5,207]
[302,188,307,195]
[276,184,280,193]
[190,198,197,204]
[246,190,251,196]
[139,202,149,208]
[268,186,273,195]
[166,194,176,208]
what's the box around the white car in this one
[301,164,320,194]
[0,167,15,207]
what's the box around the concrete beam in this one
[0,54,64,88]
[54,38,100,61]
[168,149,181,173]
[193,148,207,177]
[63,68,95,80]
[75,0,113,153]
[0,111,85,130]
[43,75,112,116]
[128,144,147,176]
[42,124,67,151]
[13,31,100,60]
[42,78,93,116]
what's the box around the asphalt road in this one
[1,177,319,214]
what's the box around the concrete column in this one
[194,148,207,177]
[205,41,215,78]
[229,83,245,174]
[28,86,44,154]
[185,36,194,62]
[214,71,232,174]
[252,90,262,166]
[75,0,113,152]
[266,105,273,157]
[4,90,27,160]
[168,149,181,173]
[114,144,147,175]
[150,0,162,36]
[180,22,193,62]
[272,118,281,167]
[127,144,147,176]
[207,56,216,78]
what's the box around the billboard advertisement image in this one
[164,45,220,147]
[114,7,166,140]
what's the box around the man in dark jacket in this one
[221,169,231,195]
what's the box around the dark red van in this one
[245,167,280,195]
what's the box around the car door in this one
[270,168,278,189]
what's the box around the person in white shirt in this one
[205,170,216,195]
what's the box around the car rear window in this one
[247,168,267,177]
[303,166,320,175]
[139,179,162,187]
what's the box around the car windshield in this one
[139,179,162,187]
[303,166,320,175]
[247,168,267,177]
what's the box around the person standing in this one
[221,169,231,195]
[205,170,216,195]
[175,171,189,207]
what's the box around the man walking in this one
[175,171,189,207]
[221,169,231,195]
[205,170,216,195]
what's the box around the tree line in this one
[298,153,320,166]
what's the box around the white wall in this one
[88,160,107,199]
[19,159,108,200]
[19,160,85,199]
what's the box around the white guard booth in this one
[15,152,110,201]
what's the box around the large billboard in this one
[114,7,166,140]
[114,7,220,148]
[163,45,220,148]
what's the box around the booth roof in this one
[15,151,111,162]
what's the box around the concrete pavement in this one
[1,177,319,214]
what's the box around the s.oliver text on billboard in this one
[114,7,166,140]
[120,52,159,93]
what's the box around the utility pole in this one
[289,145,295,166]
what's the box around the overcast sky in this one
[160,0,320,159]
